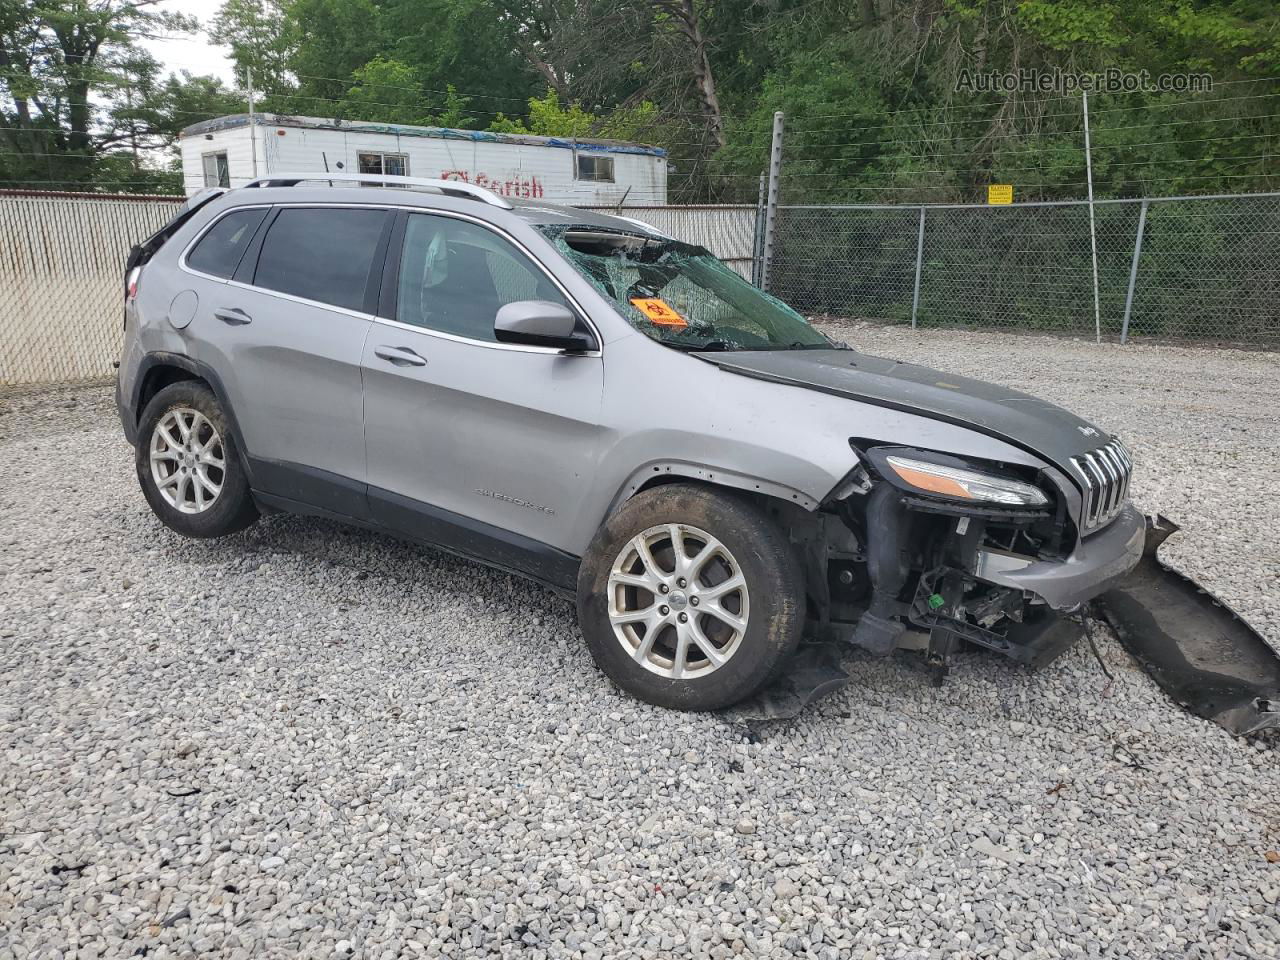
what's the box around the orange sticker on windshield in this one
[630,297,687,328]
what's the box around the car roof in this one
[212,183,659,235]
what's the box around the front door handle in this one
[214,307,252,326]
[374,345,427,367]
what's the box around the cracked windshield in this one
[542,227,836,351]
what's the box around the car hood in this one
[700,349,1112,470]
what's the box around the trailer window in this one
[202,152,230,189]
[576,155,614,183]
[358,151,409,183]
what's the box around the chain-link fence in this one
[767,192,1280,346]
[2,188,1276,387]
[0,191,183,385]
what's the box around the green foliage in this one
[1,0,200,190]
[341,57,433,126]
[338,59,478,128]
[210,0,297,95]
[1,0,1277,198]
[488,91,663,143]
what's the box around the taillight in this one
[126,266,141,301]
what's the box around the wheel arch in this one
[608,460,821,518]
[132,352,254,483]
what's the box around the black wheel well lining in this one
[135,363,204,421]
[629,473,820,586]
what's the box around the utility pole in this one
[246,67,258,179]
[1082,90,1101,344]
[125,85,138,169]
[760,111,784,292]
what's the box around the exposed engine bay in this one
[789,445,1097,676]
[738,449,1280,737]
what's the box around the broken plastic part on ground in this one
[735,514,1280,735]
[1094,515,1280,737]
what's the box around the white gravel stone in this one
[2,328,1278,959]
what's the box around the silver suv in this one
[117,174,1144,710]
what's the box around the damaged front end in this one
[797,442,1144,683]
[742,442,1280,738]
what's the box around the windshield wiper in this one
[663,339,734,352]
[784,338,850,350]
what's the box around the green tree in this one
[210,0,295,96]
[488,90,663,143]
[1,0,196,190]
[338,57,477,128]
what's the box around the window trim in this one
[178,202,602,356]
[201,150,230,189]
[575,154,615,183]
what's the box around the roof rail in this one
[241,172,514,209]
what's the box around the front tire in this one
[135,381,258,539]
[577,484,804,711]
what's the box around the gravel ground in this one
[2,328,1278,960]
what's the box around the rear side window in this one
[254,207,387,312]
[186,208,268,279]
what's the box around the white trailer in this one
[178,113,667,205]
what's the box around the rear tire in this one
[135,381,258,539]
[577,484,803,711]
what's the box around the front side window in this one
[186,208,269,279]
[254,207,387,312]
[397,214,570,342]
[540,226,832,352]
[358,151,409,180]
[576,155,614,182]
[202,152,230,188]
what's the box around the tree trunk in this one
[655,0,725,149]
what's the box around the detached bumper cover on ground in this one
[1096,516,1280,737]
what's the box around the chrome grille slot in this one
[1071,439,1132,531]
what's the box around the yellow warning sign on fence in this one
[988,184,1013,205]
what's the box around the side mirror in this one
[494,300,594,351]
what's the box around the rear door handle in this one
[214,307,252,326]
[374,345,427,367]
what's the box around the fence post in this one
[752,171,766,286]
[1120,199,1148,345]
[911,205,927,329]
[1082,90,1102,344]
[760,111,784,292]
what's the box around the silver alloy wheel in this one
[149,407,226,515]
[607,523,750,679]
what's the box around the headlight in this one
[884,455,1049,507]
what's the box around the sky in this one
[139,0,238,86]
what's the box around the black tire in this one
[134,380,258,539]
[577,484,804,711]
